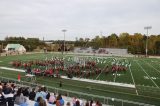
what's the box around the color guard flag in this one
[18,73,21,82]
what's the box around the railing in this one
[0,76,155,106]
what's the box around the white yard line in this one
[95,59,111,80]
[128,65,139,95]
[113,71,117,82]
[61,76,135,88]
[154,60,160,68]
[135,61,159,88]
[0,67,25,72]
[154,59,160,64]
[142,60,160,74]
[0,66,135,88]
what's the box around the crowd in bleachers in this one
[0,81,103,106]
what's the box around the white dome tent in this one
[4,44,26,54]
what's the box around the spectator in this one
[48,93,56,104]
[56,94,64,106]
[96,101,102,106]
[66,102,71,106]
[34,96,41,106]
[75,100,80,106]
[56,100,61,106]
[72,97,77,106]
[90,100,93,106]
[35,88,43,101]
[79,99,84,106]
[85,101,89,106]
[0,81,104,106]
[39,97,47,106]
[0,83,2,89]
[59,97,64,106]
[2,83,14,106]
[0,88,6,106]
[59,81,62,87]
[14,88,27,105]
[22,87,29,97]
[14,88,22,104]
[40,87,47,99]
[3,83,12,94]
[29,88,36,101]
[10,83,16,94]
[46,92,50,101]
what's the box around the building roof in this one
[5,44,26,51]
[7,44,21,49]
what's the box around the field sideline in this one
[0,52,160,105]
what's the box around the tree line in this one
[0,33,160,55]
[0,37,46,52]
[75,33,160,55]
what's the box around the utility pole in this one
[62,29,67,54]
[144,26,152,57]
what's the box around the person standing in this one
[59,81,62,87]
[18,73,21,82]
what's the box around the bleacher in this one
[0,80,107,106]
[74,47,128,56]
[98,48,128,55]
[13,96,85,106]
[0,76,153,106]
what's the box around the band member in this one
[18,73,21,82]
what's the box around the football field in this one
[0,52,160,105]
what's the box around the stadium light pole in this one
[62,29,67,54]
[144,26,152,57]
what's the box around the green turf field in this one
[0,53,160,105]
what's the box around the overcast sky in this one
[0,0,160,40]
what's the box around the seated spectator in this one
[48,93,56,104]
[22,87,29,97]
[75,100,80,106]
[56,100,61,106]
[66,102,71,106]
[14,88,27,105]
[2,82,7,91]
[0,81,104,106]
[59,95,64,106]
[2,83,14,106]
[14,88,21,105]
[96,101,102,106]
[56,94,64,106]
[72,97,77,106]
[10,83,16,94]
[0,88,6,106]
[35,88,43,101]
[40,87,47,99]
[22,88,30,105]
[34,96,41,106]
[79,99,84,106]
[73,97,82,106]
[29,88,36,101]
[89,100,93,106]
[85,101,89,106]
[39,98,47,106]
[3,83,12,95]
[0,83,2,89]
[46,92,50,101]
[34,96,47,106]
